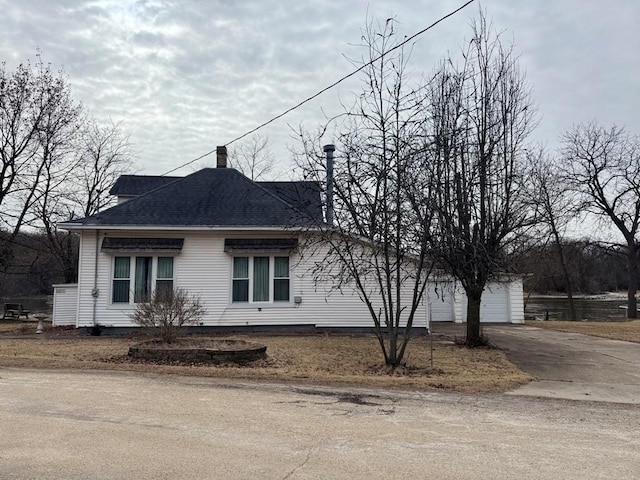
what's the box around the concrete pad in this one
[484,325,640,404]
[508,380,640,404]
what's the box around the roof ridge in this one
[118,174,182,179]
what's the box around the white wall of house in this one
[55,229,523,328]
[70,230,428,329]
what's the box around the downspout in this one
[323,144,335,225]
[91,229,100,327]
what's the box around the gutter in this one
[56,224,328,232]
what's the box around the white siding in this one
[75,230,427,329]
[508,278,525,324]
[52,284,78,326]
[72,229,524,328]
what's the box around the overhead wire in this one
[161,0,475,176]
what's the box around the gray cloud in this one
[0,0,638,174]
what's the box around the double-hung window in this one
[156,257,174,295]
[232,256,290,303]
[112,257,131,303]
[111,256,174,304]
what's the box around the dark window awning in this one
[224,238,298,253]
[101,237,184,253]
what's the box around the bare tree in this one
[31,118,133,283]
[0,56,80,238]
[424,13,536,345]
[1,55,133,288]
[561,122,640,318]
[528,150,578,320]
[229,134,275,180]
[0,56,83,286]
[69,118,134,217]
[296,19,435,367]
[29,88,82,283]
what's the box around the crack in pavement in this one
[281,445,314,480]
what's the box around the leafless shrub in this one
[129,288,206,344]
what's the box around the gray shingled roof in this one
[71,168,323,228]
[109,175,181,196]
[258,181,323,222]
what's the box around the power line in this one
[161,0,476,176]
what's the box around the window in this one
[231,255,291,303]
[134,257,152,302]
[232,257,249,302]
[111,256,174,304]
[156,257,174,295]
[274,257,290,302]
[112,257,131,303]
[253,256,269,301]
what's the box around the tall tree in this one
[69,118,134,217]
[1,54,133,289]
[528,150,578,320]
[0,56,83,286]
[0,56,80,238]
[33,118,133,283]
[424,13,536,345]
[561,122,640,318]
[297,19,435,366]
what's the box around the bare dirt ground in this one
[527,319,640,343]
[0,321,530,393]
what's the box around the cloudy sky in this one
[0,0,638,177]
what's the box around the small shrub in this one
[129,288,206,344]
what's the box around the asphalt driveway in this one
[483,325,640,404]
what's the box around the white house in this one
[53,148,523,330]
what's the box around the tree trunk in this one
[627,244,638,319]
[466,292,482,346]
[553,236,577,321]
[387,330,399,366]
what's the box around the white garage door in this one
[480,283,510,323]
[427,283,455,322]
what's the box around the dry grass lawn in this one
[527,320,640,343]
[0,322,531,393]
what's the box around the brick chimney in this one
[216,146,227,168]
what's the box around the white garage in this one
[427,277,524,324]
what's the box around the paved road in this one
[1,368,639,479]
[483,325,640,404]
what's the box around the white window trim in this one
[110,255,175,305]
[230,255,291,305]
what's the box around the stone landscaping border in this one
[128,339,267,364]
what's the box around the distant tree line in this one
[517,240,631,295]
[0,230,78,297]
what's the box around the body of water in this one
[1,296,53,316]
[525,296,629,321]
